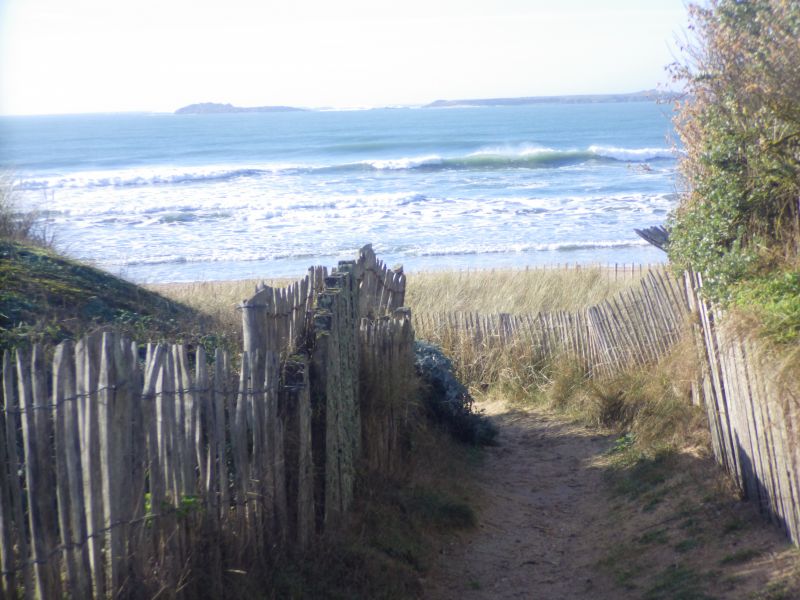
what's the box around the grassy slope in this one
[0,240,218,352]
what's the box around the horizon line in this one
[0,88,682,118]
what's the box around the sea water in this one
[0,102,678,282]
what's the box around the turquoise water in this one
[0,102,677,281]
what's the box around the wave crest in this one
[14,145,675,190]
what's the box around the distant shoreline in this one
[424,90,676,108]
[175,90,677,114]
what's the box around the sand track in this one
[423,400,620,599]
[422,398,800,600]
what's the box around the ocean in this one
[0,102,678,282]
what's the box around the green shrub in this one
[668,0,800,338]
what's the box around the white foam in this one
[407,239,651,257]
[15,163,302,190]
[467,144,557,158]
[588,145,675,162]
[362,155,444,170]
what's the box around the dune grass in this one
[146,277,295,344]
[403,264,704,460]
[150,263,701,457]
[405,264,652,315]
[148,265,657,349]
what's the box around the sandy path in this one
[423,399,620,600]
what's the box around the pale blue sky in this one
[0,0,690,115]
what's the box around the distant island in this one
[175,102,306,114]
[424,90,678,108]
[176,91,679,114]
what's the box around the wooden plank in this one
[202,346,223,600]
[76,335,106,599]
[750,340,796,538]
[719,327,759,505]
[742,341,781,525]
[31,345,62,598]
[125,343,153,585]
[98,333,124,595]
[285,358,314,548]
[777,351,800,544]
[601,301,631,368]
[142,344,165,556]
[737,341,774,517]
[625,289,657,364]
[3,350,34,600]
[268,350,287,539]
[176,345,197,496]
[759,346,800,541]
[246,350,265,557]
[611,297,645,366]
[118,339,137,532]
[213,349,229,518]
[0,352,19,598]
[637,278,669,358]
[165,348,181,502]
[17,348,53,599]
[52,341,88,597]
[697,284,740,482]
[233,352,251,531]
[195,347,211,503]
[0,366,12,597]
[716,319,750,493]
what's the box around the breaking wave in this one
[15,145,676,190]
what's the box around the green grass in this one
[644,564,715,600]
[720,548,764,565]
[0,240,230,353]
[674,538,701,553]
[638,528,670,545]
[732,269,800,344]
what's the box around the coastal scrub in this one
[668,0,800,343]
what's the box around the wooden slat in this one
[98,333,124,595]
[233,352,250,532]
[52,341,90,597]
[0,351,25,599]
[18,348,53,599]
[0,357,13,598]
[213,349,229,518]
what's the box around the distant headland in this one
[174,102,307,114]
[424,90,677,108]
[175,91,678,114]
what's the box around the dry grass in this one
[405,264,706,459]
[0,176,53,248]
[408,265,655,397]
[149,265,655,342]
[406,265,652,315]
[534,335,707,454]
[147,277,296,342]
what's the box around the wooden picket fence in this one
[684,271,800,545]
[0,245,415,599]
[413,266,690,379]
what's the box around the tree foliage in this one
[668,0,800,310]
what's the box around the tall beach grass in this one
[406,264,651,315]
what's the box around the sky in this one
[0,0,690,115]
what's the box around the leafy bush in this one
[668,0,800,341]
[413,341,498,446]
